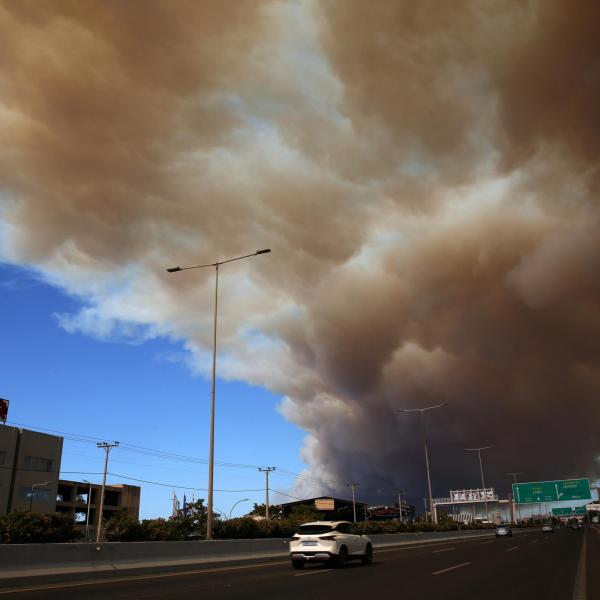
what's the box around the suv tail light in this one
[290,536,301,541]
[319,535,338,541]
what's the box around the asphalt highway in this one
[1,527,597,600]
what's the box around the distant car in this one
[570,521,582,530]
[542,524,554,534]
[289,521,373,569]
[495,525,513,538]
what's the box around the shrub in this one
[0,512,82,544]
[141,518,186,541]
[103,510,145,542]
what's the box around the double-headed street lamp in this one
[465,445,493,522]
[167,249,271,540]
[398,404,448,524]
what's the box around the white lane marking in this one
[432,562,472,575]
[0,561,290,595]
[376,537,491,554]
[294,569,333,577]
[432,547,456,554]
[505,546,519,552]
[531,540,539,544]
[572,528,587,600]
[480,541,494,545]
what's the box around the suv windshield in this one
[297,525,334,535]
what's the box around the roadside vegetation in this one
[3,503,553,543]
[0,512,82,543]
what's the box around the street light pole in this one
[229,498,250,520]
[397,404,448,524]
[167,249,271,540]
[83,480,93,542]
[466,446,493,523]
[29,482,49,512]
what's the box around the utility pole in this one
[347,483,359,523]
[397,491,404,524]
[96,442,119,546]
[507,472,523,524]
[258,467,276,520]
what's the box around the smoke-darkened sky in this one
[1,0,599,503]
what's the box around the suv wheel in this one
[335,546,349,568]
[361,544,373,565]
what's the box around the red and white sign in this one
[315,498,335,510]
[0,398,8,423]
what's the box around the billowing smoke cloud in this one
[1,0,599,503]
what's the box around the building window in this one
[57,483,72,503]
[24,456,53,472]
[20,487,51,503]
[74,511,87,523]
[104,491,120,507]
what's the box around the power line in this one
[109,473,265,493]
[5,420,263,470]
[62,451,209,475]
[4,419,327,493]
[0,465,267,494]
[270,488,304,500]
[0,465,104,476]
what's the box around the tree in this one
[247,503,283,519]
[286,504,321,526]
[0,512,82,543]
[103,509,144,542]
[141,518,185,541]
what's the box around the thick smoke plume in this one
[1,0,599,503]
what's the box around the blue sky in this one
[2,0,599,522]
[0,261,307,519]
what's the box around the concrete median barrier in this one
[0,529,500,580]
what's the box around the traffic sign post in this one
[512,479,591,504]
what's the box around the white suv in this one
[289,521,373,569]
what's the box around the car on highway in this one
[570,521,582,530]
[542,524,554,534]
[289,521,373,569]
[495,525,513,538]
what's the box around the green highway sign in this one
[552,507,573,516]
[574,507,588,516]
[512,479,591,504]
